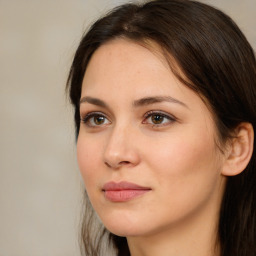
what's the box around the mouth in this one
[102,181,152,202]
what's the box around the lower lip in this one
[104,189,150,202]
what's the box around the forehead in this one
[82,38,213,113]
[81,39,182,95]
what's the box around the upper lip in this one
[103,181,151,191]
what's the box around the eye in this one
[143,111,176,126]
[81,112,111,127]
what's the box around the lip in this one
[102,181,151,202]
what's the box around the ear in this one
[222,122,254,176]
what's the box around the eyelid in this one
[142,110,177,126]
[80,110,177,128]
[80,111,111,127]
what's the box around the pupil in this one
[94,116,104,125]
[152,115,163,124]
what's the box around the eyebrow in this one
[133,96,188,108]
[79,95,188,108]
[80,96,109,108]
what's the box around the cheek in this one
[145,131,215,171]
[139,133,223,225]
[76,134,102,187]
[144,127,221,195]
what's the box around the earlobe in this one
[221,122,254,176]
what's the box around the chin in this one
[106,226,144,237]
[100,212,146,237]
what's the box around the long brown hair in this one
[67,1,256,255]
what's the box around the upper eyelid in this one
[80,110,178,123]
[143,110,177,120]
[79,101,115,119]
[80,112,111,128]
[80,111,109,119]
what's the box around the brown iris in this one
[94,116,105,125]
[151,114,164,124]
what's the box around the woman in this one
[67,0,256,255]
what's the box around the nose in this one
[103,125,140,169]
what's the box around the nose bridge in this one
[103,121,139,168]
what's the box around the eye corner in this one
[80,111,111,128]
[142,110,177,127]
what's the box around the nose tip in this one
[103,128,140,169]
[104,147,139,169]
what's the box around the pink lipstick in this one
[103,181,151,202]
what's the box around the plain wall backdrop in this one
[0,0,255,255]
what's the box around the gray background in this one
[0,0,255,255]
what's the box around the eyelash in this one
[143,110,176,127]
[80,111,176,128]
[80,112,110,127]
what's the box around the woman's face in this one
[77,39,226,238]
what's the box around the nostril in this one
[104,160,131,168]
[104,162,112,168]
[120,161,130,165]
